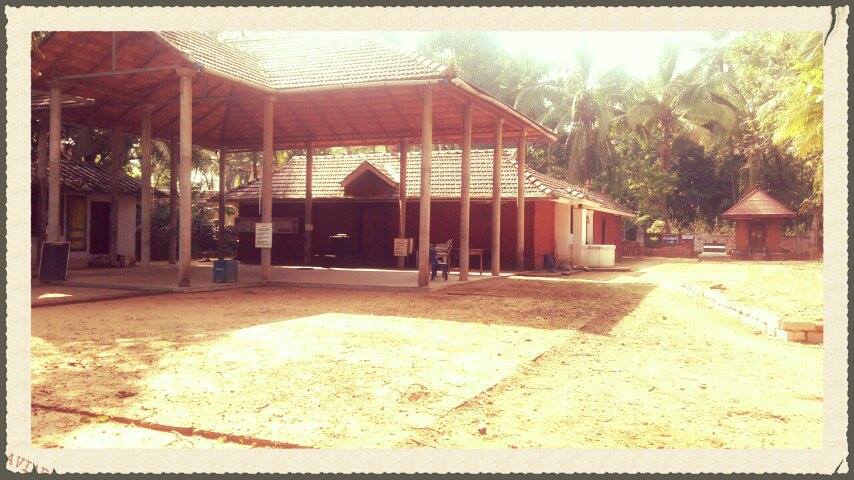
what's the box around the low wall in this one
[693,233,814,257]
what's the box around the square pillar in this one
[516,130,527,271]
[459,104,472,281]
[177,68,195,287]
[261,95,275,280]
[109,127,124,260]
[418,85,433,287]
[397,138,408,270]
[304,142,314,265]
[491,117,504,276]
[46,85,62,242]
[139,104,153,267]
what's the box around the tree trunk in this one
[810,207,822,260]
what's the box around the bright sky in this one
[381,31,730,82]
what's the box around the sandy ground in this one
[31,260,822,449]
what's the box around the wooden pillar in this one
[36,121,49,246]
[140,104,153,267]
[516,130,527,271]
[491,118,504,276]
[168,138,179,265]
[177,68,194,287]
[261,95,275,280]
[109,127,124,260]
[459,104,472,281]
[397,138,408,269]
[218,148,226,261]
[418,86,433,287]
[304,142,314,265]
[46,85,62,242]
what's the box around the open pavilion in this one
[31,31,556,287]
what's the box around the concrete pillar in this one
[109,127,124,260]
[397,138,408,269]
[177,68,194,287]
[140,104,153,267]
[261,95,275,280]
[168,138,179,265]
[218,148,226,261]
[491,118,503,276]
[46,85,62,242]
[304,143,313,265]
[459,104,472,281]
[418,86,433,287]
[516,130,527,271]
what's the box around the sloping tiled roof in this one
[156,32,271,88]
[227,149,636,217]
[31,160,146,196]
[223,33,449,90]
[721,187,797,219]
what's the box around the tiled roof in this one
[31,160,146,196]
[721,187,797,219]
[156,32,271,87]
[157,32,448,91]
[226,149,636,217]
[223,33,448,90]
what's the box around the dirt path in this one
[31,263,822,449]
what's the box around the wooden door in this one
[89,201,111,255]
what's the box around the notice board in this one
[39,242,70,281]
[255,222,273,248]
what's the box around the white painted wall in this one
[62,193,138,269]
[553,202,573,266]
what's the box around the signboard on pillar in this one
[255,222,273,248]
[394,238,413,257]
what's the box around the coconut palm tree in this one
[626,43,739,221]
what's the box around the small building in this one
[31,160,145,269]
[227,148,636,270]
[721,187,797,259]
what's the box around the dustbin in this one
[213,259,238,283]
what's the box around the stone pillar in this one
[516,130,527,271]
[140,104,153,267]
[261,95,275,280]
[459,104,472,281]
[46,85,62,242]
[491,118,503,276]
[418,86,433,287]
[397,138,408,269]
[177,68,195,287]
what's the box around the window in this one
[66,195,87,251]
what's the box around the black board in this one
[39,242,70,281]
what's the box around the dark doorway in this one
[359,205,392,266]
[90,201,111,255]
[748,221,766,252]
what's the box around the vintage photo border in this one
[3,4,849,474]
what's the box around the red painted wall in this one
[237,199,554,270]
[590,211,625,258]
[734,220,750,250]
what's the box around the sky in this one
[381,31,726,82]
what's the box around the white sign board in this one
[394,238,413,257]
[255,222,273,248]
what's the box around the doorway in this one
[90,201,111,255]
[748,221,766,252]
